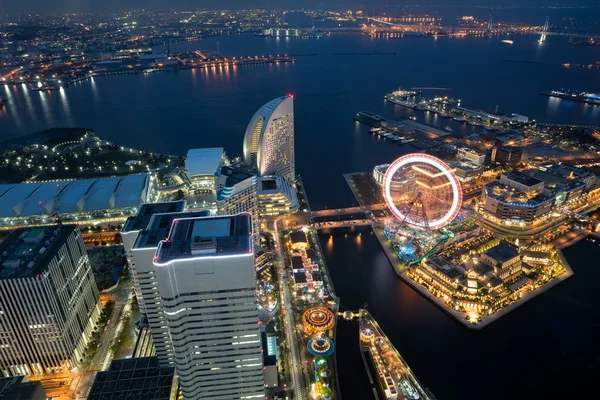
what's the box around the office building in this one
[123,201,209,365]
[0,225,101,377]
[257,175,299,217]
[217,166,260,246]
[0,376,46,400]
[457,146,487,165]
[243,95,295,182]
[153,214,265,400]
[122,201,187,314]
[491,146,523,167]
[87,357,177,400]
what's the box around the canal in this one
[319,226,600,400]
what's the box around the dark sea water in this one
[1,33,599,209]
[320,227,600,400]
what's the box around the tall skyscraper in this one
[153,213,265,400]
[122,201,209,365]
[122,201,187,314]
[243,95,295,182]
[0,225,101,377]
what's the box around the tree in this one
[175,189,185,200]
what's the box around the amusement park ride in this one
[382,154,463,265]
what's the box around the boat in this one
[540,89,600,106]
[466,120,474,125]
[444,125,453,132]
[400,380,420,399]
[501,39,514,44]
[409,116,417,121]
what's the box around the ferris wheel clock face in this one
[382,154,462,230]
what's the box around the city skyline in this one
[0,4,598,400]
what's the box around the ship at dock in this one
[541,88,600,106]
[385,88,421,109]
[359,310,435,400]
[354,110,387,126]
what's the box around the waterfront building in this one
[0,376,46,400]
[87,357,177,400]
[257,175,299,217]
[216,166,260,246]
[243,95,295,182]
[0,174,156,228]
[491,146,523,167]
[457,146,487,165]
[185,147,225,196]
[0,225,101,377]
[153,214,265,400]
[124,202,209,365]
[480,241,522,280]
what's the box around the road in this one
[271,218,307,400]
[70,278,134,399]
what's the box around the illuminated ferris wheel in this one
[382,154,462,230]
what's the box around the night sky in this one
[1,1,591,15]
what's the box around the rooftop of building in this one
[484,182,552,206]
[0,225,76,280]
[503,173,543,188]
[133,210,210,249]
[87,357,175,400]
[496,146,524,154]
[458,145,486,156]
[185,148,223,177]
[122,201,186,233]
[482,241,520,264]
[449,160,484,172]
[424,255,462,280]
[154,213,253,264]
[0,174,151,218]
[290,231,307,244]
[219,166,256,188]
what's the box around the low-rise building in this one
[449,160,484,182]
[457,146,486,165]
[482,177,554,225]
[480,241,522,280]
[185,147,224,195]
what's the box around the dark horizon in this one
[2,1,597,16]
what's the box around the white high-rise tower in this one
[153,213,265,400]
